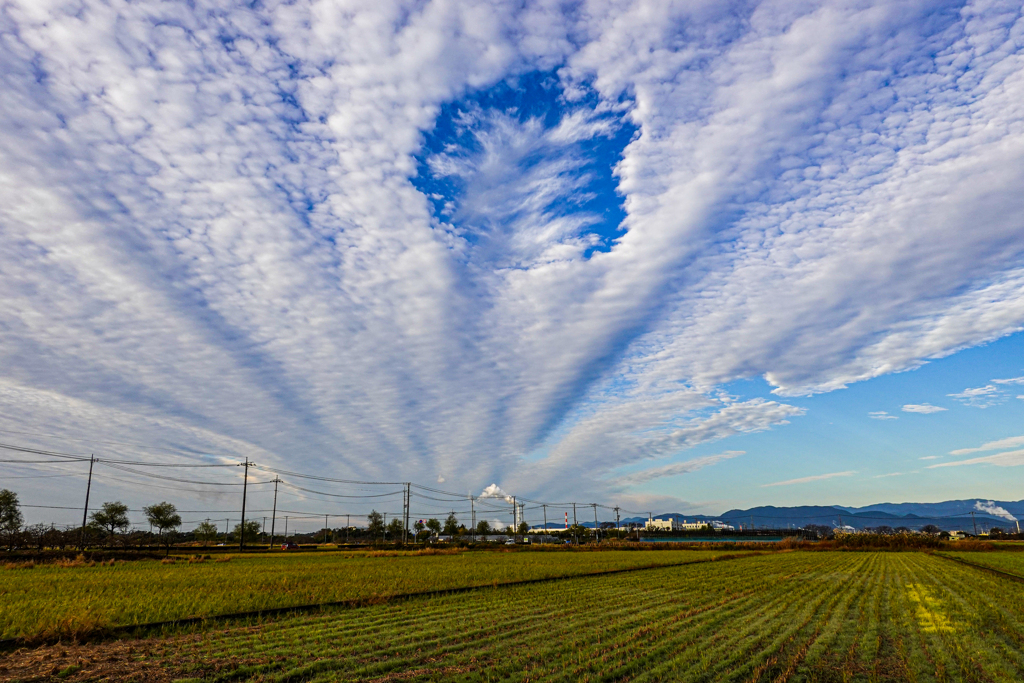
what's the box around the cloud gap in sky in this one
[413,71,636,266]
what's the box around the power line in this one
[3,436,1011,529]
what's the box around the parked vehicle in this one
[281,541,299,550]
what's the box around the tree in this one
[921,524,942,535]
[367,510,385,540]
[387,517,404,542]
[0,489,24,550]
[568,524,591,543]
[426,518,442,535]
[144,502,182,554]
[232,520,262,546]
[90,501,130,545]
[475,519,491,535]
[518,521,529,535]
[414,520,426,542]
[194,520,218,546]
[24,523,50,551]
[443,512,459,535]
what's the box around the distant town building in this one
[644,518,736,531]
[645,518,682,531]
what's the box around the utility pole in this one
[79,454,95,550]
[263,517,266,545]
[592,504,599,544]
[615,507,620,540]
[405,483,411,544]
[325,514,329,544]
[239,459,253,552]
[573,503,578,545]
[971,511,978,536]
[543,504,548,534]
[346,513,350,543]
[470,495,475,538]
[224,518,229,539]
[512,496,517,542]
[284,516,288,540]
[270,477,280,548]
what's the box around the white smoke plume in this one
[975,500,1017,521]
[480,484,514,504]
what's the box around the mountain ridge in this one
[614,499,1022,531]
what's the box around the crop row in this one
[118,551,1024,682]
[0,548,743,641]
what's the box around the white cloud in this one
[615,451,743,486]
[947,385,1004,407]
[762,471,856,488]
[901,404,947,414]
[1,1,1024,517]
[950,435,1024,456]
[869,411,898,420]
[929,449,1024,469]
[993,376,1024,385]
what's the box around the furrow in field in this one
[184,557,788,680]
[258,554,839,683]
[634,553,867,682]
[177,554,814,682]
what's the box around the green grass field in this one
[939,550,1024,579]
[3,550,1024,682]
[0,548,742,641]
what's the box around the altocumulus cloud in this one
[901,404,947,414]
[1,0,1024,509]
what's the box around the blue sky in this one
[1,0,1023,527]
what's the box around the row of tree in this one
[0,489,552,552]
[0,489,270,552]
[362,510,536,542]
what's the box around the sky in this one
[1,0,1023,530]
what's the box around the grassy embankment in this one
[0,548,746,642]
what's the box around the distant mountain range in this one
[610,499,1023,532]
